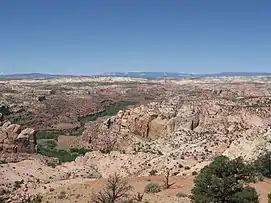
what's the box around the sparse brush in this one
[144,183,161,194]
[21,194,43,203]
[91,173,133,203]
[149,169,157,176]
[176,192,188,198]
[134,192,144,201]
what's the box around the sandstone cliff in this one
[80,92,271,169]
[0,121,37,154]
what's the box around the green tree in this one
[191,156,259,203]
[254,152,271,178]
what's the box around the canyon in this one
[1,76,271,202]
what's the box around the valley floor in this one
[41,175,271,203]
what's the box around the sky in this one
[0,0,270,75]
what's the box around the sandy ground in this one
[41,175,271,203]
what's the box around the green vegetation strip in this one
[36,130,85,162]
[79,101,137,124]
[37,139,90,163]
[36,129,83,140]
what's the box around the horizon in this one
[1,1,271,74]
[1,71,271,77]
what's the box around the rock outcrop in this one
[81,92,271,164]
[0,121,37,154]
[223,128,271,161]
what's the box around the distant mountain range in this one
[0,73,65,79]
[101,72,271,79]
[0,72,271,79]
[202,72,271,77]
[101,72,194,79]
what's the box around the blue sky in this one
[0,0,270,75]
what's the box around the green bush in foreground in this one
[191,156,259,203]
[144,183,161,194]
[254,152,271,178]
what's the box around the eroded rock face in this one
[81,92,271,163]
[0,121,37,153]
[82,98,214,144]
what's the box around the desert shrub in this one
[254,152,271,178]
[144,183,161,194]
[176,192,188,198]
[178,163,183,168]
[268,192,271,203]
[149,169,157,176]
[58,191,66,199]
[91,173,133,203]
[21,194,43,203]
[192,171,198,176]
[191,156,258,203]
[14,180,23,188]
[134,192,144,201]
